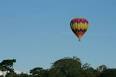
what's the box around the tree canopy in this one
[0,57,115,77]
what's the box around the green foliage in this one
[49,57,82,77]
[30,67,48,77]
[5,72,17,77]
[0,57,116,77]
[98,69,116,77]
[97,65,107,72]
[81,63,97,77]
[0,59,16,73]
[17,73,30,77]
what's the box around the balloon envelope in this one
[70,18,89,41]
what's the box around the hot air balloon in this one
[70,18,89,41]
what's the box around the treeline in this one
[0,57,116,77]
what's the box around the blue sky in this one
[0,0,116,72]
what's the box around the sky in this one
[0,0,116,72]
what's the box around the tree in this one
[0,59,16,72]
[17,73,30,77]
[30,67,48,77]
[98,69,116,77]
[5,72,17,77]
[81,63,97,77]
[49,57,82,77]
[0,59,16,77]
[97,65,107,72]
